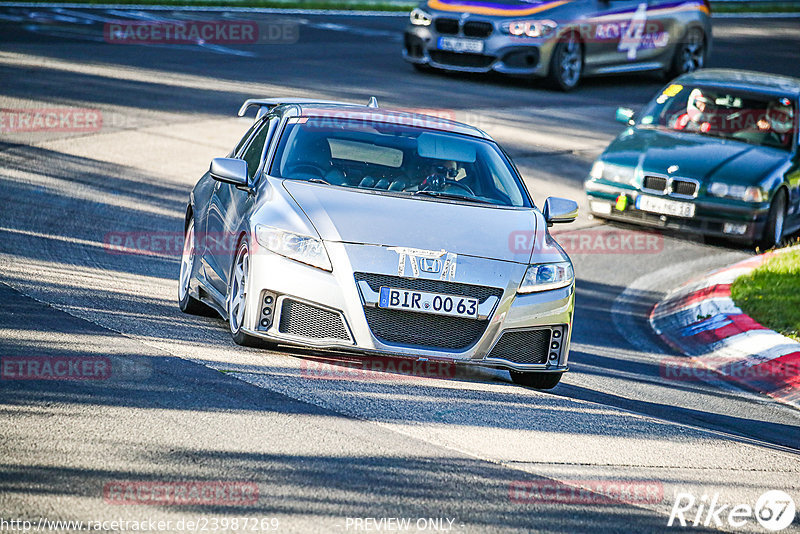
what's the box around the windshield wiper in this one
[307,178,330,185]
[413,190,494,205]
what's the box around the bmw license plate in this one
[437,36,484,54]
[635,195,695,218]
[378,287,478,319]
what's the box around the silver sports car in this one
[404,0,712,90]
[179,98,577,389]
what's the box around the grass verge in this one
[731,248,800,342]
[0,0,416,10]
[713,2,800,14]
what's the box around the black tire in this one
[758,189,787,250]
[227,240,265,347]
[546,32,583,91]
[667,27,706,79]
[510,371,563,390]
[178,216,214,315]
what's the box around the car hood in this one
[424,0,573,18]
[283,180,536,263]
[604,128,788,185]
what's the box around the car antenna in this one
[367,96,379,108]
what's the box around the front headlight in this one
[255,225,332,272]
[589,160,604,180]
[500,19,557,37]
[708,183,767,202]
[518,261,574,293]
[410,8,432,26]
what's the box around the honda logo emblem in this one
[419,258,442,273]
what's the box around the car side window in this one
[232,120,262,158]
[241,118,275,181]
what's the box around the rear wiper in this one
[413,190,494,204]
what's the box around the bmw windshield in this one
[636,83,796,151]
[270,117,531,207]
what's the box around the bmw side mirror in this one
[616,107,635,125]
[543,197,578,226]
[210,158,249,188]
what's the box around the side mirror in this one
[616,107,635,125]
[209,158,249,188]
[543,197,578,225]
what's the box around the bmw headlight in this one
[410,8,432,26]
[518,261,574,293]
[500,19,557,38]
[589,160,604,180]
[255,225,332,271]
[708,183,767,203]
[589,161,636,185]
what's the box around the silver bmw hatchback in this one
[404,0,712,90]
[179,98,577,389]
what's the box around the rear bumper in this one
[585,182,770,242]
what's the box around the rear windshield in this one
[269,117,530,208]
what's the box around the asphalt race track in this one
[1,8,799,533]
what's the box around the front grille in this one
[363,307,488,350]
[278,299,350,341]
[643,175,667,193]
[429,50,495,69]
[463,21,493,38]
[488,329,551,364]
[355,273,503,350]
[434,17,459,34]
[671,179,697,197]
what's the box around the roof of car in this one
[677,69,800,98]
[238,98,492,139]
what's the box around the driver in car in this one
[671,89,717,133]
[757,98,795,149]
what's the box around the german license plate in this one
[378,287,478,319]
[437,36,484,54]
[635,194,695,218]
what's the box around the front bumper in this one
[585,180,770,242]
[404,24,553,77]
[241,241,574,373]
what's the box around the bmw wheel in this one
[669,28,705,78]
[509,371,563,390]
[759,189,786,250]
[227,239,262,347]
[547,32,583,91]
[178,217,212,315]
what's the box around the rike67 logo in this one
[668,490,796,531]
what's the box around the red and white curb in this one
[650,247,800,409]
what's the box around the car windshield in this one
[636,83,796,150]
[270,117,530,207]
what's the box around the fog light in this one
[264,296,273,304]
[553,330,561,338]
[260,319,270,327]
[549,352,559,360]
[723,222,748,235]
[590,201,612,215]
[262,307,272,316]
[551,342,559,350]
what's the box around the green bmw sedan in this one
[585,69,799,248]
